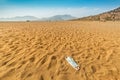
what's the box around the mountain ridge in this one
[0,15,76,21]
[73,7,120,21]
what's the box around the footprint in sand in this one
[29,56,35,62]
[1,61,8,66]
[36,55,47,68]
[47,56,57,69]
[57,58,69,75]
[40,56,47,65]
[7,61,16,67]
[20,72,33,80]
[39,75,44,80]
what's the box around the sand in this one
[0,21,120,80]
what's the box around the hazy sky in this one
[0,0,120,18]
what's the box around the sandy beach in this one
[0,21,120,80]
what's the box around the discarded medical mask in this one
[65,56,80,70]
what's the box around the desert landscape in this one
[0,21,120,80]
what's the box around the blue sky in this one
[0,0,120,18]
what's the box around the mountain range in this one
[73,7,120,21]
[0,15,76,21]
[0,7,120,21]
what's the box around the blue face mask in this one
[65,56,79,70]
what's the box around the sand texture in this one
[0,21,120,80]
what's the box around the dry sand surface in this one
[0,21,120,80]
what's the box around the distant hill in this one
[0,15,76,21]
[73,7,120,21]
[0,16,39,21]
[39,15,76,21]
